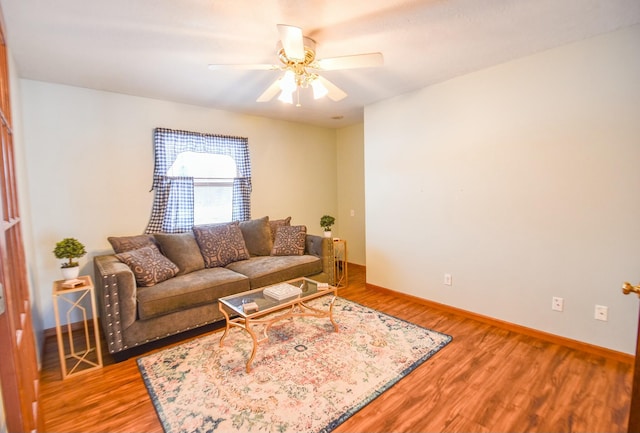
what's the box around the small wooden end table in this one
[52,275,103,379]
[333,239,348,287]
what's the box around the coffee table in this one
[218,277,338,372]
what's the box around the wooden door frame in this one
[628,307,640,432]
[0,6,41,432]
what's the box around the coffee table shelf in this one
[218,277,338,372]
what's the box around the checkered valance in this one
[145,128,252,234]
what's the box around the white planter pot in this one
[61,266,80,280]
[323,231,332,238]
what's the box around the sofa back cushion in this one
[193,221,250,268]
[239,216,273,256]
[153,232,205,275]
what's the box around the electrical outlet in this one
[350,209,355,217]
[444,273,452,286]
[595,305,608,321]
[552,297,564,312]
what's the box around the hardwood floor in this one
[39,265,632,432]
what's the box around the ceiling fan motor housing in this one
[277,36,316,66]
[276,36,320,89]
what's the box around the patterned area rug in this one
[137,297,452,433]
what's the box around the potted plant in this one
[53,237,87,280]
[320,215,335,238]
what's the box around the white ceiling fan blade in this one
[256,78,282,102]
[277,24,305,61]
[208,63,277,71]
[316,76,347,102]
[314,53,384,71]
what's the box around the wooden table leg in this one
[329,296,339,332]
[218,303,231,347]
[244,320,259,373]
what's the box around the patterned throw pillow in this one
[193,222,250,268]
[269,216,291,243]
[115,245,179,287]
[108,234,157,253]
[271,225,307,256]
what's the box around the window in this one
[192,179,233,225]
[146,128,252,233]
[167,152,236,224]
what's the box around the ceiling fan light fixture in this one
[311,78,328,99]
[210,25,383,105]
[280,70,297,92]
[277,89,294,104]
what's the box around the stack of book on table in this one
[263,283,302,300]
[61,278,85,289]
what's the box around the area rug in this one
[137,297,452,433]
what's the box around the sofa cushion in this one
[153,232,205,275]
[271,225,306,256]
[239,216,273,256]
[108,234,157,253]
[193,222,250,268]
[115,245,179,287]
[269,216,291,243]
[136,267,250,320]
[226,255,322,289]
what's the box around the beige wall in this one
[365,25,640,354]
[336,123,366,265]
[18,80,337,330]
[15,24,640,355]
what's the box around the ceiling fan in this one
[208,24,383,106]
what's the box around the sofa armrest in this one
[93,254,138,354]
[305,235,335,285]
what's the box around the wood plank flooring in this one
[39,265,632,432]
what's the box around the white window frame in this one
[168,152,238,225]
[192,177,235,225]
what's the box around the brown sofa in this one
[93,217,334,358]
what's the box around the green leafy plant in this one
[53,238,87,268]
[320,215,335,232]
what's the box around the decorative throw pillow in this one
[269,216,291,243]
[115,245,179,287]
[271,225,307,256]
[193,222,250,268]
[239,216,273,256]
[108,234,157,253]
[153,232,205,275]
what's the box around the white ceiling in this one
[1,0,639,128]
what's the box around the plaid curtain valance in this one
[145,128,252,234]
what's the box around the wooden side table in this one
[52,275,103,379]
[333,239,348,287]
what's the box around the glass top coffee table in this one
[218,277,338,372]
